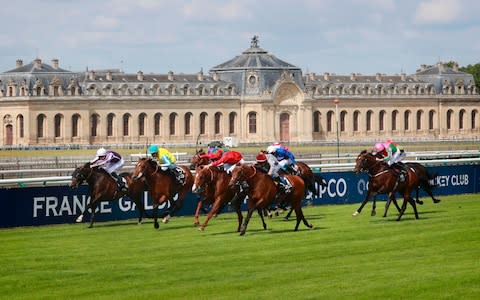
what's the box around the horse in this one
[132,158,194,229]
[70,162,147,228]
[353,150,420,221]
[190,149,210,170]
[191,165,246,231]
[228,164,313,235]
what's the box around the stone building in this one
[0,36,478,147]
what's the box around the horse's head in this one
[228,164,253,189]
[354,150,377,174]
[70,163,92,189]
[192,165,213,194]
[132,158,156,180]
[190,149,209,170]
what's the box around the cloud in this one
[93,15,119,29]
[414,0,462,24]
[183,0,250,21]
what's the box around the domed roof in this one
[211,36,299,71]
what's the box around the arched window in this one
[123,113,131,136]
[91,114,99,137]
[184,113,192,135]
[72,114,80,137]
[107,113,115,137]
[54,114,63,138]
[353,111,359,132]
[154,113,162,135]
[392,110,398,131]
[340,111,346,132]
[313,111,321,133]
[248,112,257,134]
[17,114,24,138]
[472,110,478,129]
[200,112,207,135]
[229,112,236,134]
[214,112,222,134]
[327,111,334,132]
[37,114,46,138]
[138,113,147,136]
[404,110,411,131]
[429,110,435,130]
[447,109,453,130]
[366,110,373,131]
[169,113,177,135]
[379,110,386,131]
[459,109,465,130]
[416,110,423,130]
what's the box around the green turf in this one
[0,194,479,299]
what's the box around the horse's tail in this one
[314,174,327,189]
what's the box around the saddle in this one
[391,163,407,182]
[172,166,186,185]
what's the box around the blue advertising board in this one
[1,164,478,228]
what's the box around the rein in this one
[245,165,257,180]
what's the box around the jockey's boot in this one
[111,172,127,192]
[276,176,292,194]
[391,164,406,182]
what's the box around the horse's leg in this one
[235,200,243,232]
[240,205,256,236]
[353,190,373,216]
[409,196,419,219]
[256,208,267,230]
[88,201,99,228]
[199,197,224,231]
[415,186,424,205]
[391,196,401,213]
[383,194,392,218]
[284,207,294,220]
[371,196,377,216]
[422,182,441,203]
[193,199,204,227]
[293,203,312,231]
[396,196,409,221]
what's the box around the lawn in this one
[0,194,479,299]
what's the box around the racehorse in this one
[353,150,420,221]
[132,158,194,229]
[191,165,246,231]
[189,149,210,170]
[70,162,147,228]
[228,164,313,235]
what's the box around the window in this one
[123,114,130,136]
[248,112,257,134]
[392,110,398,131]
[72,114,80,137]
[229,112,236,134]
[17,114,24,138]
[169,113,176,135]
[184,113,192,135]
[379,110,385,131]
[313,111,321,133]
[138,113,146,136]
[459,109,465,130]
[154,113,162,135]
[91,114,98,137]
[107,113,115,136]
[416,110,423,130]
[340,111,346,132]
[404,110,410,130]
[447,109,453,130]
[353,111,359,132]
[54,114,63,137]
[366,110,372,131]
[200,112,207,134]
[327,111,333,132]
[214,112,221,134]
[429,110,435,130]
[37,114,45,138]
[472,110,478,129]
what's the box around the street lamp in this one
[333,98,340,158]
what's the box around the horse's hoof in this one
[371,211,376,217]
[433,199,441,203]
[416,200,424,205]
[239,231,246,236]
[352,211,360,217]
[162,218,169,224]
[198,226,205,231]
[154,222,159,229]
[76,215,83,223]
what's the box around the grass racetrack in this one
[1,194,479,299]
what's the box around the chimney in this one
[420,64,427,71]
[34,58,42,69]
[16,59,23,68]
[350,73,356,81]
[323,72,330,81]
[137,71,144,81]
[168,71,174,81]
[197,69,204,81]
[375,73,382,81]
[309,72,316,81]
[51,58,59,70]
[400,73,406,81]
[106,71,112,81]
[88,71,95,80]
[212,72,219,81]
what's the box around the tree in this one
[459,63,480,91]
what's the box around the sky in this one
[1,0,479,76]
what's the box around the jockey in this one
[374,140,406,166]
[207,150,244,174]
[254,151,270,173]
[202,144,225,162]
[266,147,294,193]
[148,145,185,185]
[90,147,127,192]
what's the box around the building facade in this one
[0,37,478,147]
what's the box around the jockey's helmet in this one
[266,145,276,154]
[256,152,267,162]
[148,144,159,154]
[96,147,107,157]
[374,142,385,152]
